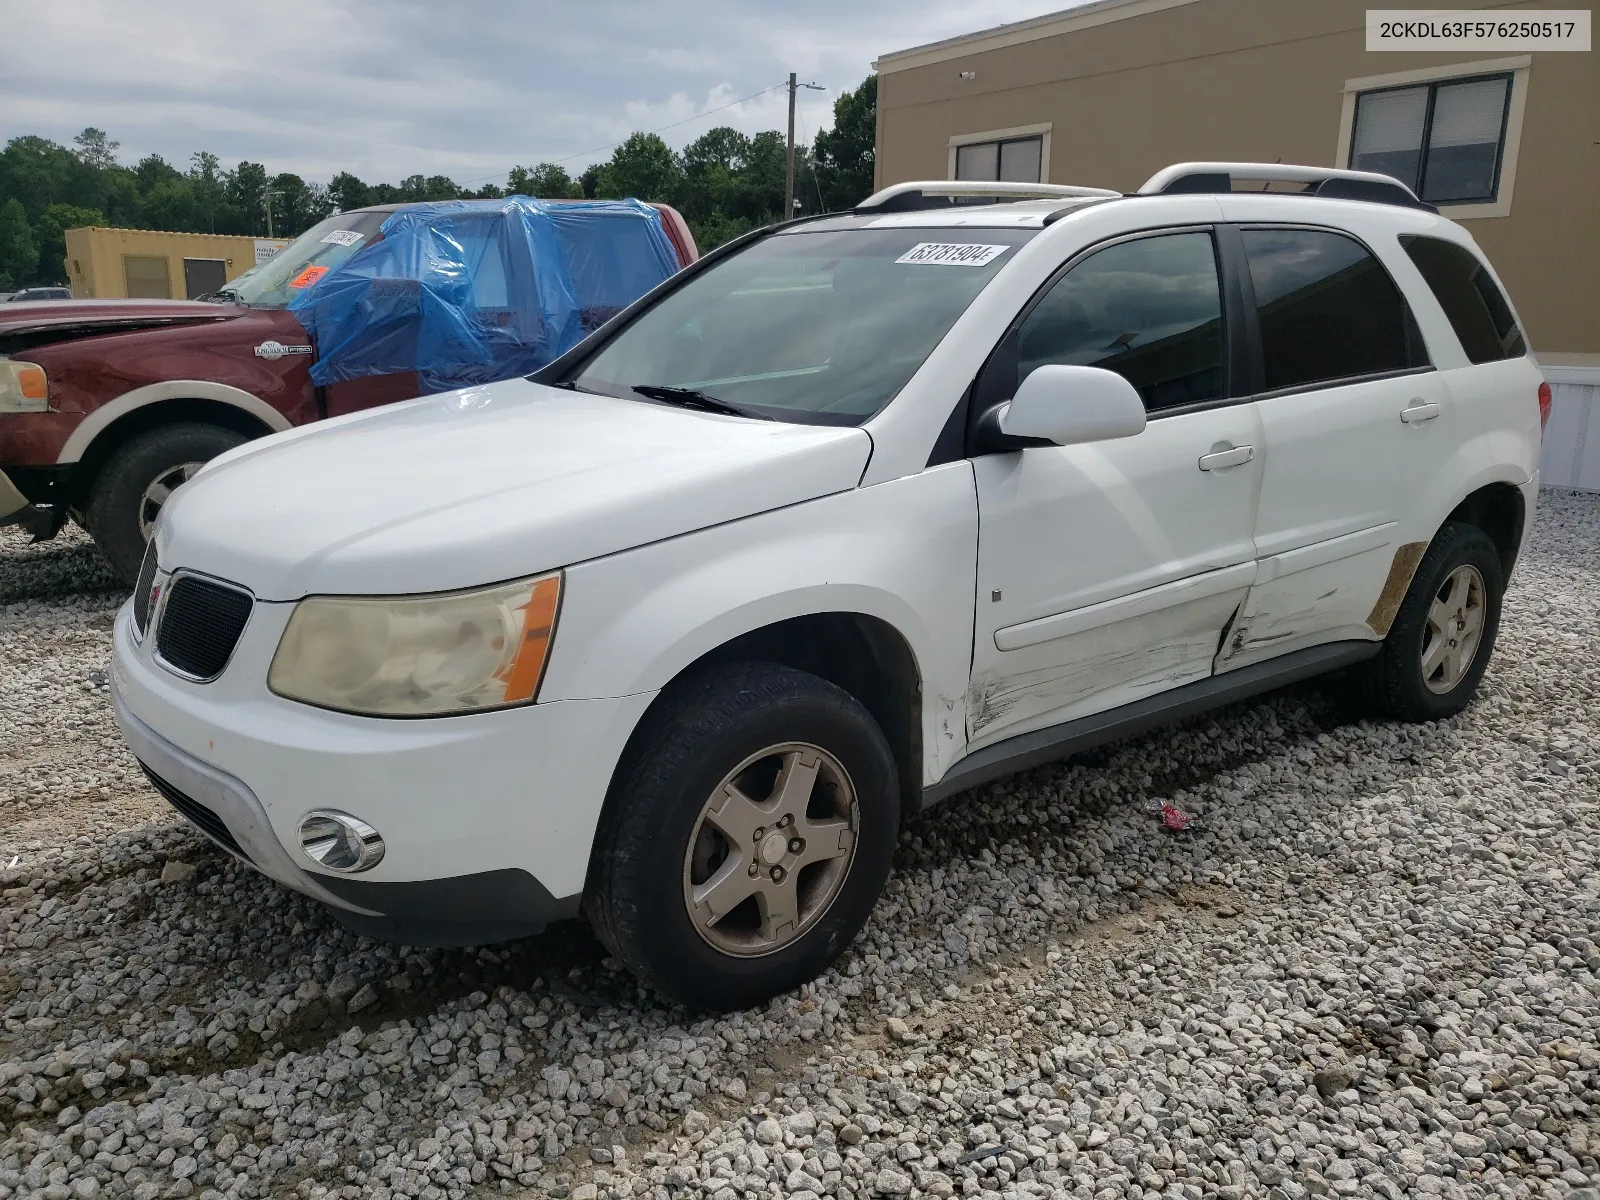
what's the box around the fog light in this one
[298,810,385,873]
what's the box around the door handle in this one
[1400,401,1441,424]
[1198,444,1255,471]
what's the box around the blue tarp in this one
[289,197,680,394]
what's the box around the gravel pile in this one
[2,498,1598,1200]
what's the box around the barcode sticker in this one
[894,243,1010,267]
[320,230,364,246]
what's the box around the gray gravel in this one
[2,498,1598,1200]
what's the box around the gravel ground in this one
[2,497,1598,1200]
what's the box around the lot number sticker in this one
[895,243,1010,267]
[321,230,364,246]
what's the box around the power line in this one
[459,81,796,189]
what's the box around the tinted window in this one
[1242,229,1417,391]
[1010,232,1225,412]
[1400,235,1525,363]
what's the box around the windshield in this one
[570,226,1035,424]
[228,211,390,308]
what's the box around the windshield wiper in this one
[630,384,773,421]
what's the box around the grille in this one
[154,574,253,680]
[140,763,251,862]
[132,543,158,636]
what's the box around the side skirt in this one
[923,640,1380,806]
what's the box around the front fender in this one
[540,464,979,786]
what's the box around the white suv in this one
[110,163,1548,1010]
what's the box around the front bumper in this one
[110,600,656,945]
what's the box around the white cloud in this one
[0,0,1063,186]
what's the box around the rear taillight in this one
[1538,380,1552,431]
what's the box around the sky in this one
[0,0,1064,187]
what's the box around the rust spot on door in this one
[1365,542,1427,636]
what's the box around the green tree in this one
[812,74,876,211]
[72,127,120,171]
[0,199,40,289]
[328,171,371,212]
[227,161,269,234]
[594,133,681,202]
[0,137,86,221]
[508,163,581,199]
[141,178,201,231]
[33,203,103,286]
[677,127,751,223]
[189,151,230,232]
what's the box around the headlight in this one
[0,360,49,412]
[268,572,562,717]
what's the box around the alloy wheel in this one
[1421,563,1486,694]
[682,742,859,957]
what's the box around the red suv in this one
[0,199,696,580]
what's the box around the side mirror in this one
[996,364,1147,447]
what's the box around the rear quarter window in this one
[1400,235,1526,364]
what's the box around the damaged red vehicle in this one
[0,200,697,581]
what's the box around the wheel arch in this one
[57,381,289,499]
[1444,480,1526,579]
[588,609,926,901]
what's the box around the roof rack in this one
[856,180,1120,214]
[1137,162,1435,211]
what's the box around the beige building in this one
[874,0,1599,482]
[63,228,289,301]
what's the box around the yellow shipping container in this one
[62,227,290,300]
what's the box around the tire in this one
[1356,521,1504,722]
[86,423,247,584]
[586,662,900,1011]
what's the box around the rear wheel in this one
[86,423,247,583]
[1356,521,1503,722]
[586,662,900,1011]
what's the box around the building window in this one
[123,255,172,299]
[955,136,1044,183]
[1349,73,1512,205]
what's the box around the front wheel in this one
[86,423,247,583]
[586,662,900,1011]
[1356,521,1504,722]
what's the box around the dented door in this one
[966,227,1262,750]
[1218,224,1453,669]
[970,404,1263,749]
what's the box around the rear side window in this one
[1010,231,1226,412]
[1400,235,1526,363]
[1241,229,1420,392]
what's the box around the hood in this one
[157,379,874,599]
[0,298,243,351]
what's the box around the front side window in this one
[571,227,1034,424]
[1242,229,1419,392]
[1350,74,1511,204]
[1400,235,1525,363]
[955,136,1044,183]
[1008,231,1226,412]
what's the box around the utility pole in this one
[784,75,825,220]
[263,188,281,238]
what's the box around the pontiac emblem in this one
[254,340,314,361]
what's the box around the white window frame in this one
[947,123,1052,184]
[1335,56,1530,220]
